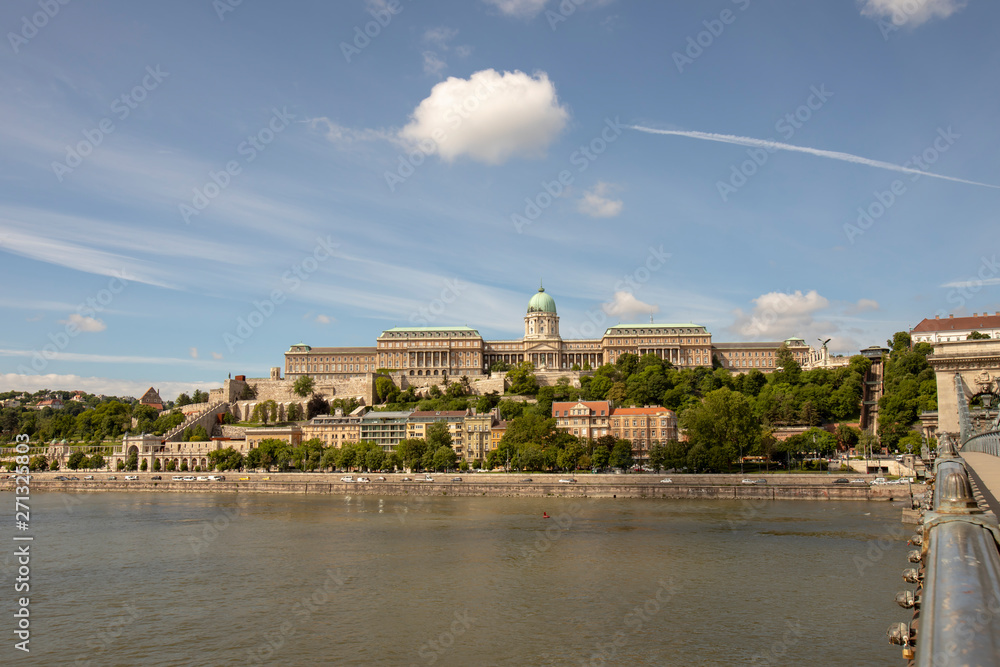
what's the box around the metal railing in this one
[888,437,1000,664]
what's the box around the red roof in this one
[912,313,1000,332]
[611,407,674,416]
[551,401,610,416]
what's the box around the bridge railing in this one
[889,441,1000,664]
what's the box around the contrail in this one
[628,125,1000,190]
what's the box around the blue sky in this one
[1,0,997,399]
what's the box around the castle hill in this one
[3,287,979,499]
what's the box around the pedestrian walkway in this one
[960,452,1000,517]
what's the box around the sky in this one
[1,0,998,400]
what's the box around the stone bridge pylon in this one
[927,340,1000,435]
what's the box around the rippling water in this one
[0,492,910,666]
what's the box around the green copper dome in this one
[527,286,557,314]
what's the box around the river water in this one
[0,492,911,666]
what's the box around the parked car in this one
[182,476,195,481]
[558,478,576,483]
[401,477,413,482]
[660,478,673,484]
[84,475,94,480]
[239,477,250,481]
[54,475,68,481]
[451,477,462,482]
[375,476,386,482]
[851,479,869,485]
[832,478,850,484]
[207,475,225,481]
[520,478,533,483]
[419,476,434,482]
[357,477,371,483]
[341,476,355,483]
[124,475,138,481]
[68,476,79,480]
[107,476,117,480]
[741,479,757,485]
[172,476,184,481]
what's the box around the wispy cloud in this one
[628,125,1000,190]
[859,0,967,27]
[578,182,623,218]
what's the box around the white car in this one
[558,478,576,483]
[182,476,195,481]
[124,475,138,481]
[84,475,94,480]
[660,478,673,484]
[172,476,184,481]
[196,476,209,481]
[341,476,354,483]
[357,477,371,483]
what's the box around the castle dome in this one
[527,286,557,314]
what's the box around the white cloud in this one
[59,313,107,333]
[859,0,967,27]
[0,373,218,402]
[423,51,448,77]
[189,347,199,359]
[578,182,623,218]
[315,314,333,324]
[211,352,223,360]
[851,298,880,313]
[602,291,658,319]
[730,290,830,340]
[423,27,459,49]
[398,69,569,164]
[483,0,550,18]
[306,117,394,145]
[455,45,474,58]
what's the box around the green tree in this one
[968,331,991,340]
[592,445,610,470]
[293,375,315,398]
[176,393,192,407]
[376,376,397,403]
[153,458,161,472]
[140,459,148,471]
[507,361,539,395]
[396,438,428,472]
[680,388,760,466]
[476,391,501,414]
[774,344,802,385]
[89,454,105,469]
[425,421,453,450]
[431,446,457,471]
[67,450,87,470]
[188,424,209,441]
[609,440,634,469]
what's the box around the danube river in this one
[1,492,910,666]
